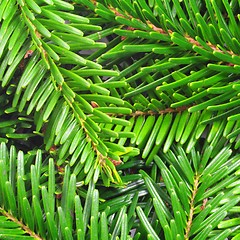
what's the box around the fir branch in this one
[105,4,238,60]
[0,208,42,240]
[184,175,200,239]
[19,6,50,69]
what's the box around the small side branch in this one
[0,208,42,240]
[184,175,200,239]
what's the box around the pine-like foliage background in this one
[0,0,240,239]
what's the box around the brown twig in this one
[94,105,191,118]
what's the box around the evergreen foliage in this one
[0,0,240,239]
